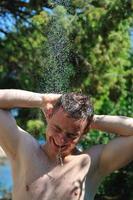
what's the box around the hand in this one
[41,93,62,120]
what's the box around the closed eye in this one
[53,125,62,132]
[67,133,79,139]
[53,125,79,139]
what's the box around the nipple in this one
[26,185,29,191]
[74,191,78,196]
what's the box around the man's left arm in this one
[91,115,133,176]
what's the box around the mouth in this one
[51,138,67,150]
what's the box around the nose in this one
[56,132,69,146]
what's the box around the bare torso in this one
[11,133,103,200]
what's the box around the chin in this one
[62,149,73,157]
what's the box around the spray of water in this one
[39,3,75,93]
[49,0,72,11]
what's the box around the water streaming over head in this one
[39,1,76,93]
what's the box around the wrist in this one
[40,94,46,106]
[91,115,102,129]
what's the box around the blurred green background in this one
[0,0,133,199]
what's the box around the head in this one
[45,93,94,157]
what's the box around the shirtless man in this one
[0,89,133,200]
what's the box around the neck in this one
[41,143,74,166]
[41,143,57,161]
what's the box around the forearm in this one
[91,115,133,136]
[0,89,44,109]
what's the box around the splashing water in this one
[39,4,75,93]
[49,0,72,11]
[56,146,64,166]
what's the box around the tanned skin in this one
[0,89,133,200]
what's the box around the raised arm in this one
[91,115,133,136]
[0,89,44,109]
[0,89,61,159]
[91,115,133,175]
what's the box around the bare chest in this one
[13,154,90,200]
[26,168,86,200]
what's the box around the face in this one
[45,107,88,157]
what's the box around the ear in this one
[83,116,94,134]
[45,108,53,122]
[41,103,54,122]
[83,121,91,134]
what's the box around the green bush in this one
[26,119,46,139]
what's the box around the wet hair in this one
[53,92,94,126]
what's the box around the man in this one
[0,89,133,200]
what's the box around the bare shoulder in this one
[15,128,43,181]
[83,135,133,179]
[84,144,105,174]
[0,109,38,162]
[0,109,20,159]
[84,135,133,177]
[18,127,39,155]
[98,136,133,176]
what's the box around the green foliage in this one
[97,163,133,200]
[26,119,45,139]
[0,0,133,199]
[0,11,49,90]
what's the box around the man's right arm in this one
[0,109,20,159]
[0,89,44,160]
[0,89,44,109]
[0,89,61,160]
